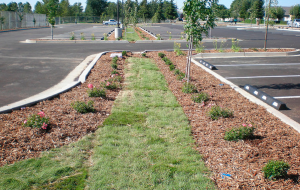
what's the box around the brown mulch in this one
[135,27,156,40]
[148,50,300,189]
[0,53,129,166]
[1,49,300,189]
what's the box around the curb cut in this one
[191,58,300,134]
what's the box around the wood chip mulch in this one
[148,51,300,189]
[0,53,129,167]
[1,50,300,189]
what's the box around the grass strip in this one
[123,27,141,42]
[86,57,216,189]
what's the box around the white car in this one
[103,19,121,25]
[287,19,300,28]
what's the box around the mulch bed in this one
[1,49,300,189]
[148,50,300,189]
[0,53,129,167]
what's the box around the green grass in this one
[0,57,216,189]
[123,27,141,42]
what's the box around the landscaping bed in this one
[148,51,300,189]
[1,49,300,189]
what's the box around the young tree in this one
[47,0,59,39]
[184,0,217,82]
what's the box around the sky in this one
[1,0,300,12]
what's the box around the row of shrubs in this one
[158,52,290,180]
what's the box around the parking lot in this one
[194,56,300,123]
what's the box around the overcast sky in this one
[2,0,299,12]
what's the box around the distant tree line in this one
[0,0,177,21]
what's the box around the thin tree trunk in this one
[264,0,271,50]
[185,36,193,83]
[51,25,53,40]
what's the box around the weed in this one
[219,40,225,52]
[158,52,165,58]
[263,160,290,180]
[180,32,185,39]
[208,105,233,120]
[71,101,95,113]
[70,32,75,40]
[87,87,106,98]
[104,33,108,40]
[167,31,172,39]
[231,38,241,52]
[196,42,205,53]
[156,34,161,40]
[80,33,85,40]
[224,124,254,141]
[122,51,127,57]
[182,82,198,93]
[213,40,218,50]
[91,33,95,40]
[192,92,209,103]
[174,42,184,56]
[251,48,258,51]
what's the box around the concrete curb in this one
[20,39,129,44]
[192,58,300,133]
[193,49,300,58]
[0,51,126,114]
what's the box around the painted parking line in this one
[225,75,300,79]
[274,96,300,99]
[215,63,300,67]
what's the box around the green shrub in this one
[122,51,127,56]
[71,101,95,113]
[165,59,172,65]
[158,52,165,58]
[262,160,290,180]
[87,87,106,98]
[177,72,185,80]
[208,105,233,120]
[182,82,198,93]
[224,125,254,141]
[174,42,184,56]
[22,112,49,129]
[111,63,118,69]
[112,56,118,64]
[111,70,119,74]
[102,81,118,90]
[192,92,209,103]
[169,64,175,71]
[110,75,123,82]
[174,69,181,75]
[141,53,146,57]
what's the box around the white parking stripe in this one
[215,63,300,67]
[226,75,300,79]
[274,96,300,99]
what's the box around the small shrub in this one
[263,160,290,180]
[87,87,106,98]
[145,37,149,40]
[169,64,175,71]
[91,33,95,40]
[141,53,146,57]
[80,32,85,40]
[110,75,123,82]
[196,42,205,53]
[192,92,209,103]
[162,57,168,62]
[122,51,127,56]
[182,82,198,93]
[224,125,254,141]
[156,34,161,40]
[71,101,95,113]
[111,70,119,74]
[174,69,181,75]
[165,59,172,65]
[177,72,185,80]
[22,112,49,130]
[102,81,118,90]
[111,63,118,69]
[231,38,241,52]
[103,33,108,40]
[208,105,233,120]
[158,52,165,58]
[112,56,118,64]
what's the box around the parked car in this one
[103,19,121,25]
[287,19,300,28]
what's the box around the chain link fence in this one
[0,11,48,30]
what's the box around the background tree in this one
[290,5,300,19]
[85,0,108,16]
[7,2,18,12]
[184,0,217,82]
[138,0,149,22]
[0,3,8,11]
[164,0,177,20]
[34,0,48,14]
[216,4,229,20]
[251,0,264,19]
[270,6,285,20]
[23,2,32,13]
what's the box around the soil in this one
[1,49,300,189]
